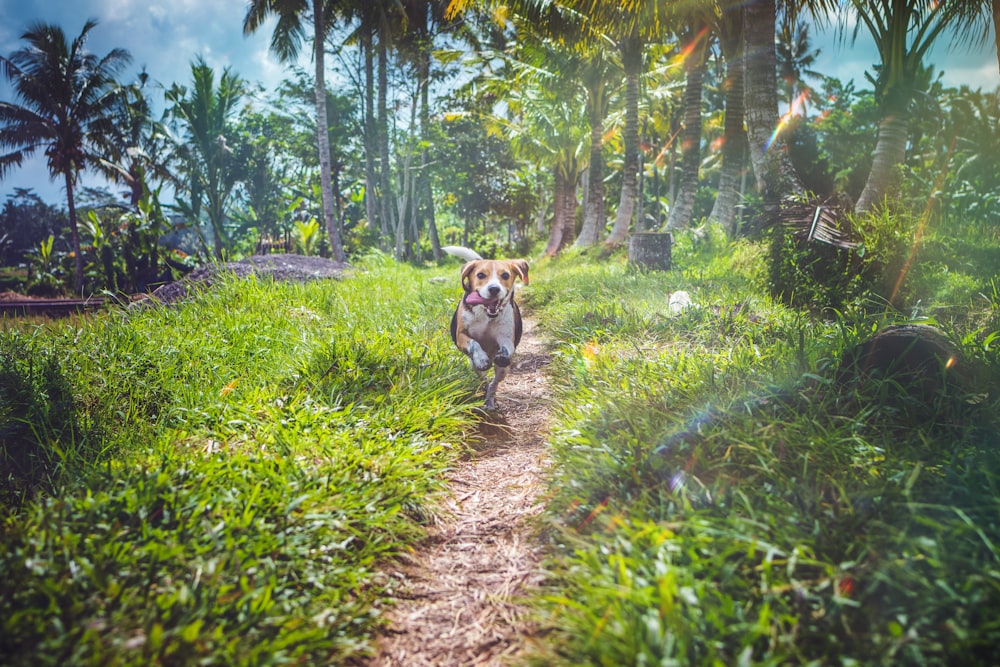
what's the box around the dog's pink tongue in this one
[466,292,495,306]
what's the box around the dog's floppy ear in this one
[510,260,530,285]
[460,260,479,293]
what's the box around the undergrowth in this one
[524,228,1000,665]
[0,260,477,665]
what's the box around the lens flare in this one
[888,135,958,304]
[764,90,811,153]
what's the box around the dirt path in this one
[372,318,551,667]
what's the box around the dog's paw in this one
[471,350,492,371]
[494,347,512,368]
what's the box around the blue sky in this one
[1,0,998,206]
[0,0,291,204]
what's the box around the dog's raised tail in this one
[442,246,483,262]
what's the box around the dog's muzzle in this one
[465,291,506,318]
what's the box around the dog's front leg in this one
[493,343,512,368]
[464,339,493,372]
[484,365,507,410]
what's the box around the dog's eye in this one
[477,272,487,280]
[501,272,510,280]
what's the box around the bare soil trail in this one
[373,318,552,667]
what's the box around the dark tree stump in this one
[629,232,672,271]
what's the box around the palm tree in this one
[0,19,131,293]
[103,69,171,210]
[164,58,246,259]
[664,21,713,231]
[776,13,823,117]
[742,0,804,208]
[847,0,991,213]
[994,0,1000,75]
[574,47,615,248]
[447,0,675,247]
[708,2,748,235]
[475,23,590,255]
[243,0,347,262]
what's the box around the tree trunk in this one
[377,34,395,254]
[420,80,440,260]
[605,36,642,247]
[665,28,707,231]
[362,31,381,251]
[709,9,748,235]
[545,164,576,256]
[64,171,83,294]
[575,72,606,247]
[854,111,909,214]
[416,8,439,261]
[743,0,803,211]
[313,0,346,262]
[994,0,1000,77]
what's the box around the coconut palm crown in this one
[0,19,131,293]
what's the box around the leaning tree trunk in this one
[576,73,607,247]
[605,36,642,247]
[709,7,748,235]
[854,110,909,214]
[665,28,708,231]
[64,171,84,294]
[313,0,346,262]
[743,0,803,212]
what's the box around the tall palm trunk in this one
[377,36,396,257]
[854,105,909,214]
[419,42,441,260]
[575,74,607,247]
[709,9,748,235]
[743,0,802,211]
[362,32,381,250]
[665,28,708,231]
[64,171,84,294]
[313,0,346,262]
[605,36,642,247]
[545,162,577,255]
[994,0,1000,76]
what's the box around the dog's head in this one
[460,258,530,318]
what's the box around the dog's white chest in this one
[461,304,516,356]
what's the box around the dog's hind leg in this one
[483,365,508,410]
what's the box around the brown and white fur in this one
[444,246,529,410]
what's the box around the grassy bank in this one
[523,228,1000,665]
[4,221,1000,665]
[0,259,477,665]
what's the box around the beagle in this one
[443,246,530,410]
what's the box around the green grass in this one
[523,226,1000,666]
[3,219,1000,665]
[0,260,479,665]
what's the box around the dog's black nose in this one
[488,285,501,296]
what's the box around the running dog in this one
[443,246,530,410]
